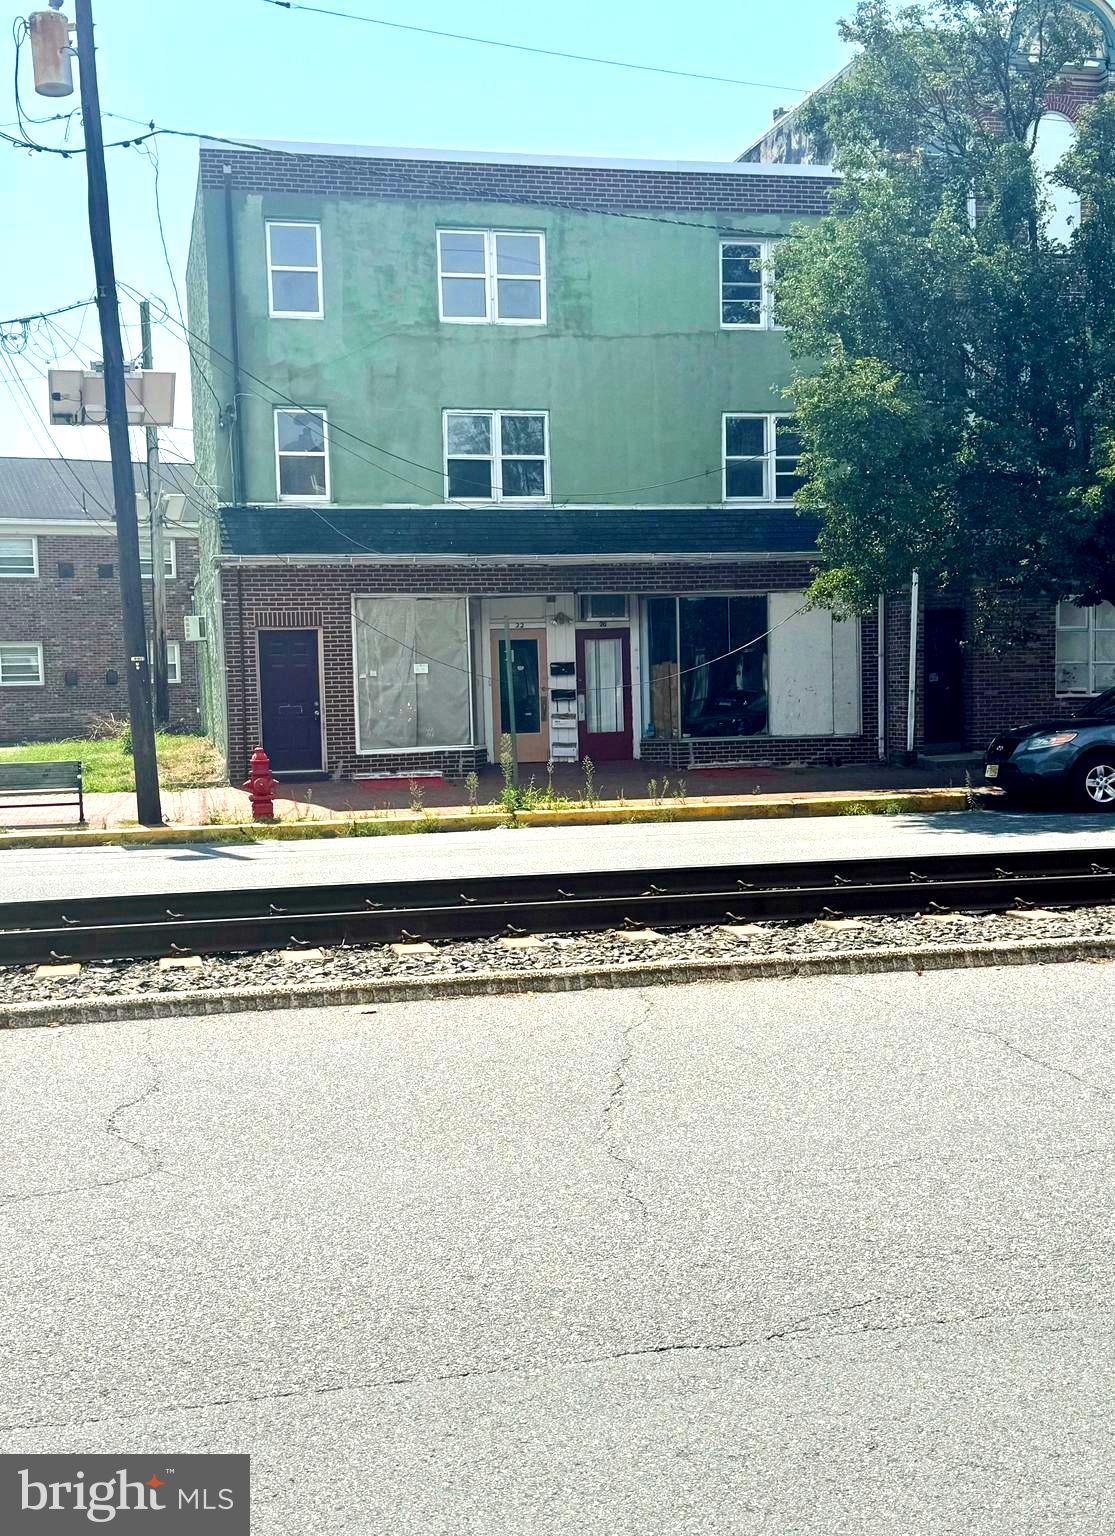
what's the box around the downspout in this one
[237,566,250,772]
[223,165,245,506]
[877,592,887,761]
[906,570,920,762]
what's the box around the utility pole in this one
[140,299,169,726]
[73,0,162,822]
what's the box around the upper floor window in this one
[438,230,546,324]
[1056,601,1115,696]
[274,408,331,501]
[0,642,44,687]
[724,414,804,501]
[139,534,176,580]
[720,240,775,329]
[0,536,37,578]
[267,221,323,319]
[444,410,549,501]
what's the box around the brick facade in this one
[0,533,201,743]
[219,558,881,781]
[201,146,838,216]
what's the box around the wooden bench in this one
[0,760,85,825]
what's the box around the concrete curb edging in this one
[0,788,973,852]
[4,934,1112,1030]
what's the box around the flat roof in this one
[202,137,838,179]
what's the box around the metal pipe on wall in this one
[906,570,920,760]
[877,592,887,761]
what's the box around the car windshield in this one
[1078,687,1115,718]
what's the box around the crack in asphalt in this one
[599,997,652,1223]
[943,1022,1113,1101]
[0,1297,1079,1436]
[0,1034,164,1206]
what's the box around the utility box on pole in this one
[47,367,175,427]
[29,8,73,97]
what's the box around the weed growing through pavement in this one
[581,755,596,805]
[465,771,480,814]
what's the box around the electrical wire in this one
[129,289,785,510]
[347,598,809,703]
[258,0,811,95]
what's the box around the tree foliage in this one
[774,0,1115,622]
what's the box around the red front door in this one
[576,629,633,761]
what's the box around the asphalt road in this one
[2,963,1114,1532]
[2,808,1115,903]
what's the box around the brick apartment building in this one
[0,457,201,743]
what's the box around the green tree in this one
[774,0,1115,629]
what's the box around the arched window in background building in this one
[1033,111,1081,245]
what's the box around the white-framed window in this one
[720,239,776,329]
[437,230,546,324]
[139,535,176,580]
[723,414,804,502]
[0,642,44,686]
[148,639,181,685]
[0,536,37,578]
[444,410,549,502]
[580,594,629,620]
[274,408,331,501]
[1055,601,1115,696]
[266,220,323,319]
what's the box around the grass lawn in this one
[0,734,226,794]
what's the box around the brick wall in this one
[0,533,202,743]
[219,558,878,779]
[200,147,838,216]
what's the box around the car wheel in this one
[1073,756,1115,811]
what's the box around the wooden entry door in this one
[491,628,549,763]
[258,629,323,774]
[577,628,633,761]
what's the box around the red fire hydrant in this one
[243,746,279,821]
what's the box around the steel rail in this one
[0,847,1112,966]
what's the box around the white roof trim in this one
[205,137,838,179]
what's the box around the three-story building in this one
[187,139,878,780]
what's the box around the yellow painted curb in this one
[0,788,971,852]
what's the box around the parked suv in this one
[984,688,1115,809]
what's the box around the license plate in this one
[984,764,999,780]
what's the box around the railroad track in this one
[1,847,1114,967]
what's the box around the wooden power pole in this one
[140,300,170,726]
[74,0,162,823]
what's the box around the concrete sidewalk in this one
[0,757,979,832]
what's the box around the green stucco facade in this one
[189,185,812,510]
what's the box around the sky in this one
[0,0,855,463]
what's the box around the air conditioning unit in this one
[183,614,207,643]
[48,368,176,427]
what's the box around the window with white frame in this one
[720,240,775,328]
[724,414,804,502]
[0,536,37,577]
[266,221,323,318]
[438,230,546,323]
[444,411,549,501]
[353,596,472,752]
[139,533,176,580]
[1056,601,1115,695]
[147,638,181,684]
[0,642,44,686]
[274,408,330,500]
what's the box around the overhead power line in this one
[259,0,811,94]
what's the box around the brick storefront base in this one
[219,559,880,781]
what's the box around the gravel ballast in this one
[3,904,1115,1020]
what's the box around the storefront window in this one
[644,596,769,739]
[353,597,472,751]
[681,596,768,737]
[645,596,680,739]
